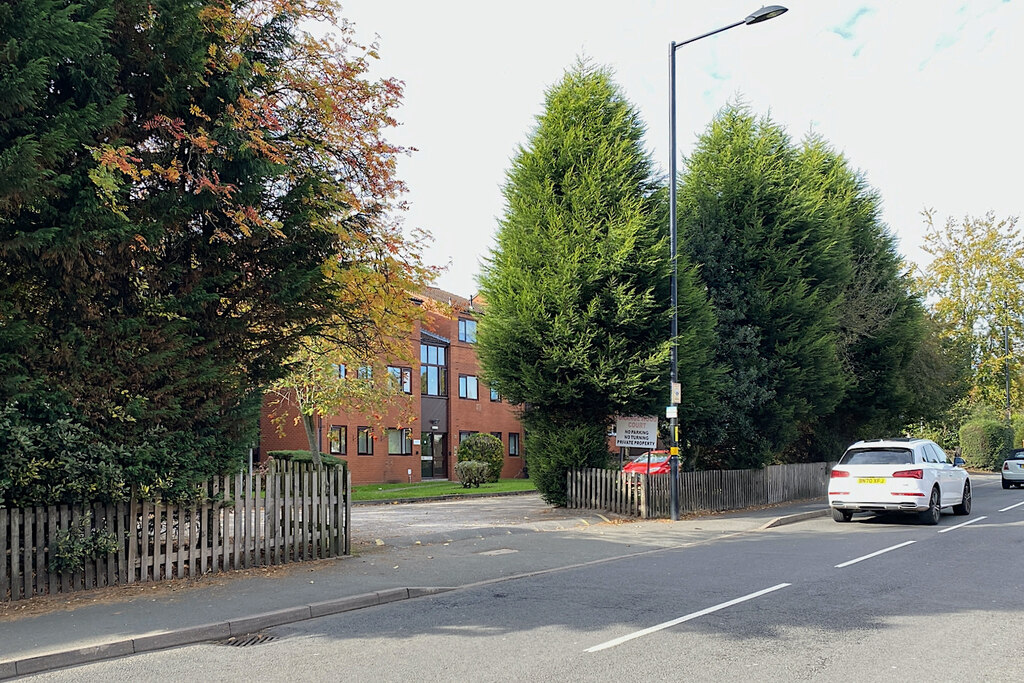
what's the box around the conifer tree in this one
[477,62,719,504]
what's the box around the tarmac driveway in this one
[351,493,615,547]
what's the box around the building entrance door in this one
[420,432,448,479]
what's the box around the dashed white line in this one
[998,500,1024,513]
[938,516,987,533]
[835,540,916,568]
[585,583,791,653]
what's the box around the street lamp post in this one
[668,5,788,521]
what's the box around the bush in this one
[267,450,346,467]
[455,433,505,483]
[959,419,1014,470]
[526,421,613,507]
[455,460,488,488]
[1012,415,1024,450]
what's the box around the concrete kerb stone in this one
[756,507,829,530]
[0,587,448,680]
[14,640,136,677]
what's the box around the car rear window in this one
[840,448,913,465]
[632,455,670,464]
[1010,449,1024,459]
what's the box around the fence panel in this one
[2,463,350,603]
[568,462,831,519]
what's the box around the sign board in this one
[665,405,678,419]
[614,415,658,449]
[671,382,681,405]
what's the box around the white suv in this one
[829,438,971,525]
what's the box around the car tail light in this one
[1004,462,1010,471]
[830,469,850,478]
[892,469,923,479]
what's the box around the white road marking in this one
[938,516,987,533]
[835,541,916,568]
[998,500,1024,512]
[584,583,791,653]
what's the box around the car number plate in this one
[857,477,885,484]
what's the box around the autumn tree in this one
[917,211,1024,411]
[0,0,427,504]
[477,62,720,505]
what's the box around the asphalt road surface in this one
[24,476,1024,682]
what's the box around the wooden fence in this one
[1,462,350,602]
[567,462,834,518]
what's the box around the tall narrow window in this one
[357,427,373,455]
[387,366,412,394]
[420,343,447,396]
[458,318,477,343]
[509,432,521,457]
[357,365,373,380]
[329,426,347,455]
[490,387,500,402]
[332,364,346,379]
[458,375,478,400]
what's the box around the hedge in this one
[958,420,1013,470]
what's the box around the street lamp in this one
[667,5,788,521]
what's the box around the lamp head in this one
[744,5,788,25]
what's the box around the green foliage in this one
[48,512,122,575]
[918,211,1024,410]
[455,433,505,483]
[1013,415,1024,449]
[454,460,488,488]
[526,420,612,507]
[958,419,1014,470]
[478,60,718,500]
[267,450,346,467]
[0,2,411,504]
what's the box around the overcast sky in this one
[342,0,1023,297]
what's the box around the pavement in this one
[0,493,827,679]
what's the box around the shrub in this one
[455,460,488,488]
[526,422,613,507]
[267,450,345,467]
[959,419,1014,470]
[1012,414,1024,450]
[455,433,505,483]
[49,511,122,575]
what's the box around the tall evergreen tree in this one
[477,62,719,504]
[0,0,423,505]
[677,106,849,467]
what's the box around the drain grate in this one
[219,633,277,647]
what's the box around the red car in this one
[622,451,672,474]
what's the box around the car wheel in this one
[918,487,941,525]
[952,480,971,516]
[1002,478,1011,490]
[831,508,853,523]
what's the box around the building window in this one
[459,430,477,443]
[459,375,478,400]
[357,427,373,455]
[332,364,346,379]
[388,428,413,455]
[357,365,373,380]
[458,318,477,343]
[420,343,447,396]
[490,431,502,444]
[509,432,521,457]
[329,426,347,455]
[387,366,412,394]
[490,387,500,402]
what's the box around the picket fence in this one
[1,462,350,602]
[567,461,834,518]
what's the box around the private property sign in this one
[614,415,658,449]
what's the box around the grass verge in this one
[352,478,536,502]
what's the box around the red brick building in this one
[259,288,526,485]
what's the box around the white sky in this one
[342,0,1024,297]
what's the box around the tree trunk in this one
[301,413,324,467]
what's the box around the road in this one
[24,475,1024,682]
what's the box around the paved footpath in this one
[0,494,826,679]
